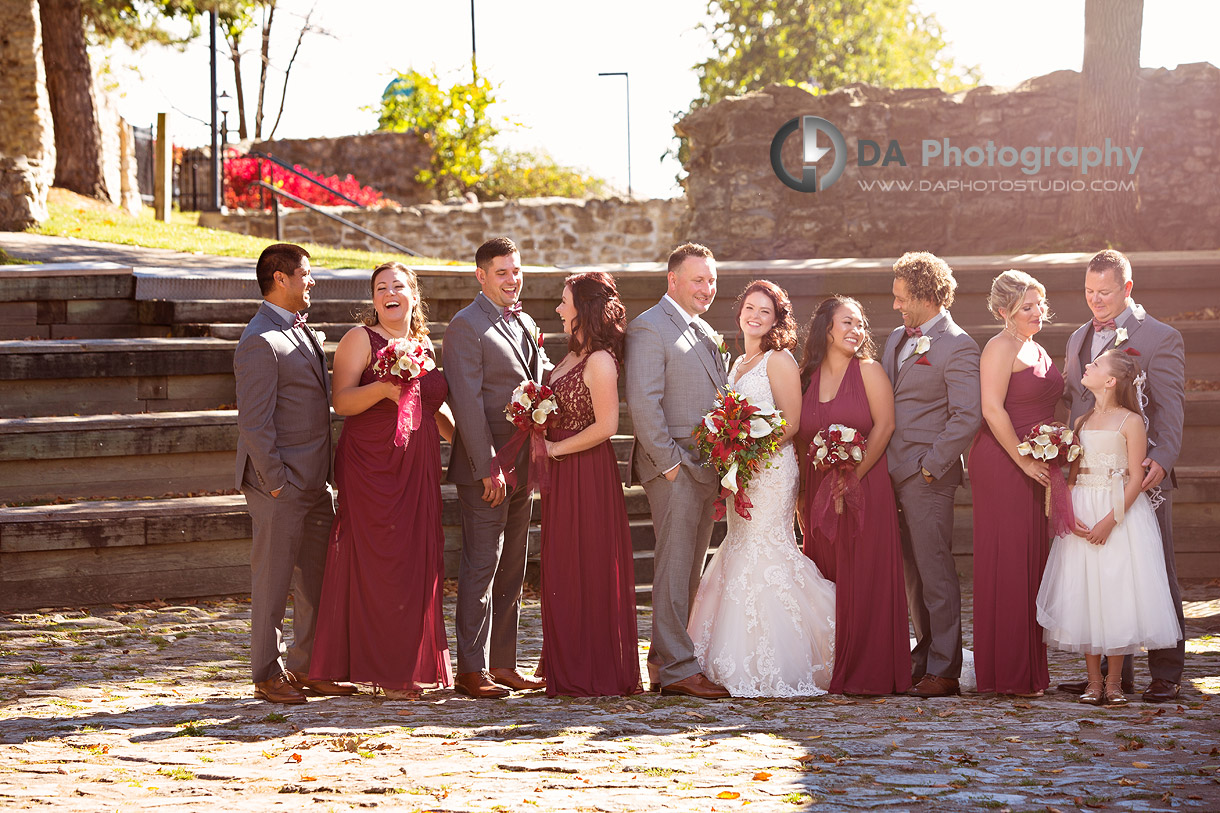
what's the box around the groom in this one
[446,236,551,698]
[626,242,730,699]
[882,251,981,699]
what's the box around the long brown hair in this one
[358,262,428,339]
[733,279,797,353]
[1081,349,1144,427]
[798,295,875,391]
[565,271,626,360]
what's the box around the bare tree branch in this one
[266,3,325,140]
[254,0,275,140]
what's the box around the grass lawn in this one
[30,189,458,269]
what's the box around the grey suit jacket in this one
[625,298,729,485]
[1062,303,1185,490]
[445,293,551,486]
[881,312,982,485]
[233,302,333,492]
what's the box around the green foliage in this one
[693,0,980,109]
[477,149,609,200]
[376,69,500,199]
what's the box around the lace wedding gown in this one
[687,350,837,697]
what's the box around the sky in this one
[108,1,1220,201]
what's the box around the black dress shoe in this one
[1141,678,1180,703]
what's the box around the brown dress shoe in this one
[254,672,308,705]
[488,667,546,691]
[286,671,358,696]
[1141,678,1180,703]
[906,674,960,698]
[454,671,510,699]
[660,672,731,699]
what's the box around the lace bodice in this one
[544,353,609,434]
[1075,429,1128,490]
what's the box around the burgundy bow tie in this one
[502,302,523,320]
[293,313,308,329]
[1092,318,1118,332]
[904,326,923,338]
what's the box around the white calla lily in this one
[748,417,773,438]
[720,462,739,493]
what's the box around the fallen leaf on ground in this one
[717,791,741,800]
[288,753,301,763]
[1132,761,1150,768]
[751,772,771,781]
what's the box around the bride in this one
[687,280,836,697]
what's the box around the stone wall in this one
[253,130,432,205]
[678,64,1220,260]
[201,196,687,265]
[0,0,55,230]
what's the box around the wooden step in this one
[0,410,642,503]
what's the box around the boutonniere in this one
[913,335,932,356]
[1114,327,1128,346]
[529,324,543,348]
[711,332,730,362]
[313,329,326,345]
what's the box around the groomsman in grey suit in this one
[235,243,355,704]
[445,237,551,698]
[626,242,730,699]
[881,251,982,699]
[1058,249,1186,703]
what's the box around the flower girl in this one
[1036,349,1182,706]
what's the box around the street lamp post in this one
[598,71,632,198]
[209,10,221,211]
[217,91,234,212]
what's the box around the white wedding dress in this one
[687,350,837,697]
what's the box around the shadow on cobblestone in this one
[2,578,1218,811]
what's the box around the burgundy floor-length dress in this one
[540,354,641,697]
[310,327,452,691]
[968,343,1063,695]
[798,357,911,695]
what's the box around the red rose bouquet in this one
[1017,421,1081,536]
[806,423,868,537]
[371,337,435,448]
[490,380,560,492]
[692,389,787,520]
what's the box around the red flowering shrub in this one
[223,152,396,210]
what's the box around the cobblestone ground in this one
[2,579,1218,812]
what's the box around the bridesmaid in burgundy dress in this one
[310,262,454,699]
[796,296,910,696]
[539,271,641,697]
[969,270,1062,697]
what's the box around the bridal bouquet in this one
[806,424,868,537]
[371,337,435,448]
[490,381,560,492]
[1017,421,1080,535]
[692,389,787,521]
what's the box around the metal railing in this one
[248,150,365,208]
[254,181,420,257]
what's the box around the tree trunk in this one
[39,0,107,198]
[226,30,249,140]
[1067,0,1143,246]
[254,2,275,140]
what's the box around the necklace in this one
[740,349,765,367]
[1004,324,1029,343]
[1095,404,1121,415]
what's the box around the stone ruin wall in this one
[253,130,434,205]
[678,63,1220,260]
[0,0,55,231]
[202,196,686,266]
